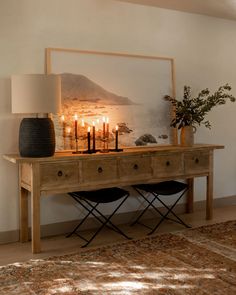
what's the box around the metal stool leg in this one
[81,194,131,247]
[148,189,190,235]
[133,182,191,235]
[67,191,131,247]
[131,187,157,226]
[83,195,132,240]
[153,189,191,228]
[70,196,119,232]
[132,188,179,228]
[66,196,99,238]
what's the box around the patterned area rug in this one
[0,220,235,294]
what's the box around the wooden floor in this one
[0,205,235,266]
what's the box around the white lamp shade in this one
[11,74,61,114]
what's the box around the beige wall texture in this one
[0,0,236,233]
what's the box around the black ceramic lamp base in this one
[19,118,56,157]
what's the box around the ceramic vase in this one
[180,126,195,146]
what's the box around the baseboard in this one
[1,195,235,244]
[0,230,19,245]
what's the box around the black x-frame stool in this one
[132,180,191,235]
[67,187,131,247]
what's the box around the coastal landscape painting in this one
[45,48,175,150]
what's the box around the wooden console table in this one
[4,144,223,253]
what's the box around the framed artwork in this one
[45,48,176,151]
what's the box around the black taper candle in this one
[87,127,91,153]
[115,125,118,150]
[74,114,78,140]
[92,123,96,152]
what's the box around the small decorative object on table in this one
[164,84,236,146]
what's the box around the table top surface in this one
[3,144,224,164]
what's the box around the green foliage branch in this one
[164,84,236,129]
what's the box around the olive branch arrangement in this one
[164,84,236,129]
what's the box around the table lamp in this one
[11,74,61,157]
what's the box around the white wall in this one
[0,0,236,232]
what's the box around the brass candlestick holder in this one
[72,137,82,154]
[100,137,109,153]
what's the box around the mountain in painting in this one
[61,73,135,105]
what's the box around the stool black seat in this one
[132,180,191,235]
[134,181,188,195]
[77,187,127,203]
[67,187,131,247]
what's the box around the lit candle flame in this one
[116,125,118,131]
[81,119,85,127]
[88,126,91,132]
[74,114,78,121]
[66,127,71,134]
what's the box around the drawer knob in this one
[166,161,170,166]
[133,164,139,170]
[57,170,63,177]
[195,158,199,164]
[98,167,103,173]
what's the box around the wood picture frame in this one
[45,47,177,150]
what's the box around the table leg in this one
[186,178,194,213]
[31,163,41,254]
[19,187,29,242]
[206,151,214,220]
[31,191,41,253]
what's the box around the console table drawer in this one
[40,162,78,188]
[81,159,117,184]
[153,153,184,177]
[185,152,209,174]
[119,155,152,180]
